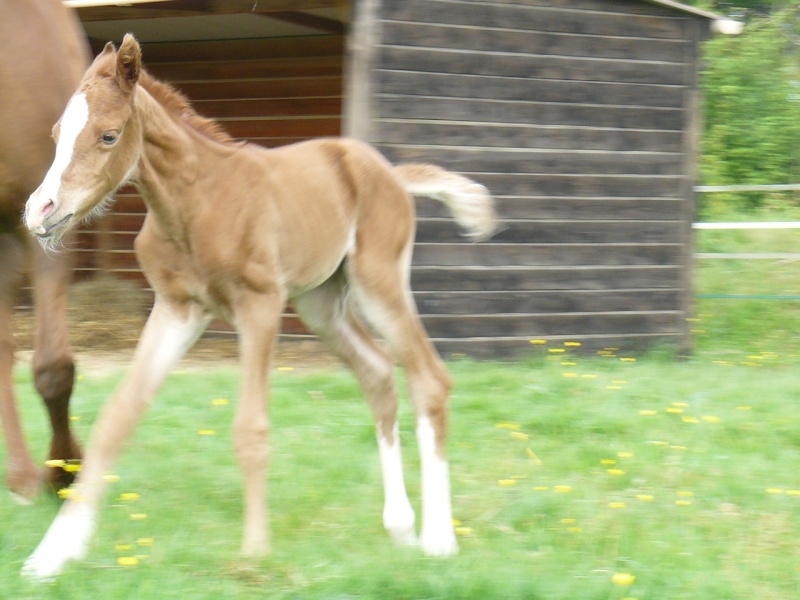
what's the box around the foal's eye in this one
[100,131,119,145]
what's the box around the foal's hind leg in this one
[29,238,81,492]
[294,276,417,546]
[0,233,39,501]
[346,249,458,557]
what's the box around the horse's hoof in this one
[7,465,42,503]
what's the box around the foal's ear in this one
[116,33,141,93]
[101,41,116,55]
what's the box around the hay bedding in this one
[15,277,337,371]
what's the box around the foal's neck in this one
[132,86,205,243]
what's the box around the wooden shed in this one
[66,0,737,358]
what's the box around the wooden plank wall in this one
[361,0,705,357]
[72,35,344,335]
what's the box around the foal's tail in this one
[392,164,498,242]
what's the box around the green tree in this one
[699,6,800,209]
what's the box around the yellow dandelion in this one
[57,488,74,500]
[607,385,623,390]
[211,398,229,406]
[567,527,583,534]
[277,366,294,372]
[766,488,785,495]
[736,406,752,411]
[620,357,637,363]
[452,519,462,526]
[549,348,566,354]
[607,469,625,476]
[70,416,81,421]
[617,451,634,459]
[564,341,582,347]
[562,372,579,378]
[639,409,657,416]
[510,431,529,440]
[119,492,141,502]
[529,339,547,345]
[677,491,694,497]
[560,518,577,525]
[498,479,517,487]
[526,447,543,465]
[117,557,139,567]
[637,494,655,502]
[702,415,721,423]
[115,544,133,551]
[137,538,155,547]
[63,463,82,473]
[786,490,800,496]
[608,501,627,509]
[675,500,692,506]
[561,361,577,366]
[130,513,148,521]
[601,459,617,465]
[666,407,684,414]
[198,429,216,436]
[670,445,688,451]
[682,416,699,424]
[103,473,121,483]
[455,527,473,536]
[45,460,65,468]
[673,402,689,407]
[496,422,521,431]
[554,485,573,493]
[611,572,636,586]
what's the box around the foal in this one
[22,34,496,580]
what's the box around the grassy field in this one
[2,205,799,599]
[1,347,799,599]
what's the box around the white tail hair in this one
[392,164,498,242]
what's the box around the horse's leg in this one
[22,298,209,581]
[233,290,284,557]
[347,243,458,557]
[0,233,40,501]
[29,237,81,492]
[294,275,417,546]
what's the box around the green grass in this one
[2,351,800,599]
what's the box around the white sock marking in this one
[377,424,417,546]
[22,500,96,581]
[416,416,458,556]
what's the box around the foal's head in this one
[25,34,143,248]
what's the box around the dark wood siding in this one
[73,35,344,335]
[347,0,707,357]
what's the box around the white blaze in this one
[26,93,89,231]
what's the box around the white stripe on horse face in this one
[40,93,89,201]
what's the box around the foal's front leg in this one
[22,299,209,581]
[234,290,284,558]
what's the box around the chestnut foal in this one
[22,35,496,579]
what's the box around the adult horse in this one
[22,34,497,580]
[0,0,89,501]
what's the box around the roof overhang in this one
[643,0,743,34]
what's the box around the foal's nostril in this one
[41,199,55,219]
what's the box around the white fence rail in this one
[693,184,800,299]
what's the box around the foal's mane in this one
[88,49,238,147]
[138,70,239,147]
